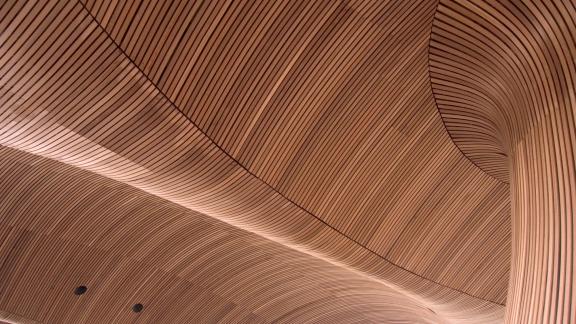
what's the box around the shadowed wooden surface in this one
[0,0,574,323]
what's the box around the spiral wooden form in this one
[0,0,573,323]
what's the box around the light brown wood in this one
[0,0,574,323]
[0,146,447,323]
[430,0,576,323]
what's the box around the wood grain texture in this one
[78,4,512,297]
[0,147,447,324]
[0,0,573,322]
[430,0,576,322]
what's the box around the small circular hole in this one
[74,286,87,295]
[132,303,144,313]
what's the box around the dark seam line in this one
[77,0,505,307]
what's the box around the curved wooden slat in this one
[430,0,576,322]
[0,0,512,322]
[0,146,448,324]
[78,0,511,303]
[2,0,574,322]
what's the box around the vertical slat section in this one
[508,103,576,323]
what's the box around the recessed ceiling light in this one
[132,303,144,313]
[74,286,87,295]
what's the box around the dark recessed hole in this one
[132,303,144,313]
[74,286,87,295]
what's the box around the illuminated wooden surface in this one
[0,0,574,323]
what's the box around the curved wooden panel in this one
[0,0,511,313]
[2,0,574,322]
[0,146,447,323]
[77,0,511,302]
[0,4,509,324]
[430,0,576,322]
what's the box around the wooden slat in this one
[2,0,574,322]
[0,0,511,323]
[430,0,576,323]
[0,146,447,323]
[76,0,511,303]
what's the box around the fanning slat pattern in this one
[0,1,511,322]
[430,0,576,322]
[79,0,511,303]
[0,2,509,322]
[2,0,574,322]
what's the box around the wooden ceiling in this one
[0,0,574,323]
